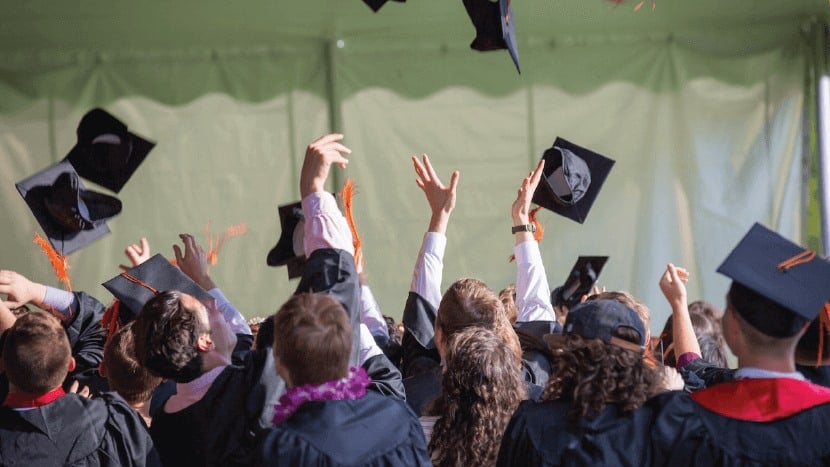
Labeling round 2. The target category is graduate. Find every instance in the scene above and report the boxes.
[651,223,830,466]
[0,308,159,466]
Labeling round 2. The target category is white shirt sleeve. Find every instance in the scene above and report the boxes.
[360,285,389,339]
[358,323,383,365]
[42,286,75,312]
[514,240,555,322]
[301,191,354,256]
[209,288,251,335]
[410,232,446,311]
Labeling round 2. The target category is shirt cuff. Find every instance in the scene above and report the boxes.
[676,352,701,370]
[359,323,383,365]
[209,288,251,336]
[42,286,75,312]
[301,191,354,255]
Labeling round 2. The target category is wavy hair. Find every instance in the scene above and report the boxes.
[426,327,525,467]
[543,327,663,420]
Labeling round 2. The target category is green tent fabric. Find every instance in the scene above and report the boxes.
[0,0,827,331]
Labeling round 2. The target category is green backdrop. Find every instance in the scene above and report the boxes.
[1,0,828,333]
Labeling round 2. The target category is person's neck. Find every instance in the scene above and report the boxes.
[131,400,153,427]
[738,353,797,373]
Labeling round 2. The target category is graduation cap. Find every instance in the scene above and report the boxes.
[551,256,609,309]
[102,254,214,318]
[717,223,830,337]
[266,202,307,280]
[65,108,155,193]
[362,0,405,12]
[16,161,122,256]
[531,137,615,224]
[550,298,645,352]
[462,0,521,73]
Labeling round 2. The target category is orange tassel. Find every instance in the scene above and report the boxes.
[101,300,122,341]
[817,303,830,367]
[341,179,363,270]
[33,233,72,291]
[203,222,248,266]
[508,207,545,263]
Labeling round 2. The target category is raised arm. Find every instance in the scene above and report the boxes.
[658,263,700,362]
[511,160,555,323]
[0,269,73,315]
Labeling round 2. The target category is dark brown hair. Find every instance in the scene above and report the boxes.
[132,290,207,383]
[273,293,351,386]
[543,327,663,420]
[2,311,71,394]
[104,322,162,404]
[499,284,518,325]
[427,327,525,467]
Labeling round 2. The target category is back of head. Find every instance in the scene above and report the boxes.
[499,284,518,324]
[428,327,524,467]
[273,293,351,386]
[728,281,809,341]
[132,290,206,383]
[544,300,661,419]
[592,290,651,331]
[104,322,162,404]
[3,311,71,394]
[436,278,503,342]
[659,302,728,368]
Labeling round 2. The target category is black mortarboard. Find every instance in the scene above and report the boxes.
[717,223,830,336]
[532,137,615,224]
[266,202,307,280]
[462,0,521,73]
[65,108,155,193]
[102,254,213,318]
[551,256,609,309]
[362,0,405,12]
[16,161,122,256]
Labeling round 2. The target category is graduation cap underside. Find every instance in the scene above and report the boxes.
[552,256,609,308]
[16,160,122,256]
[532,137,615,224]
[362,0,405,12]
[102,254,214,318]
[462,0,521,73]
[65,108,155,193]
[267,202,307,280]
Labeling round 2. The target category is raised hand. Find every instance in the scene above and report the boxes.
[412,154,460,234]
[659,263,689,308]
[173,234,216,290]
[0,270,46,309]
[119,237,151,271]
[300,133,352,198]
[511,159,545,225]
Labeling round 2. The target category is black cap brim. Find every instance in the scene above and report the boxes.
[16,161,114,256]
[102,254,214,318]
[532,137,615,224]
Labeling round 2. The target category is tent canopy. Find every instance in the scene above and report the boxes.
[0,0,826,330]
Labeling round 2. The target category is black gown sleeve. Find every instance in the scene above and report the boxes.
[362,353,406,399]
[400,292,440,379]
[64,291,107,375]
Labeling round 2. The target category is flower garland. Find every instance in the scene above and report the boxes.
[272,366,370,425]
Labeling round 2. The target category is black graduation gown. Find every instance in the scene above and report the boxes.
[63,291,107,375]
[259,392,431,467]
[0,392,160,467]
[679,356,830,390]
[650,378,830,466]
[496,398,658,467]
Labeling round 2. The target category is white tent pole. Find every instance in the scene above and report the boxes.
[818,75,830,256]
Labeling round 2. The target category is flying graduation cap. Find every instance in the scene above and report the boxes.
[462,0,521,73]
[65,108,155,193]
[532,137,615,224]
[16,160,122,256]
[551,256,609,309]
[362,0,405,12]
[266,202,307,280]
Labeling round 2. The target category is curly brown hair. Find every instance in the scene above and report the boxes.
[426,327,525,467]
[543,327,663,420]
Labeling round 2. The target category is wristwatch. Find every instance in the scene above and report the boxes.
[511,223,537,234]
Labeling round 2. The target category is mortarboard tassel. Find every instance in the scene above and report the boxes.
[204,222,249,266]
[341,178,363,270]
[33,232,72,291]
[508,206,545,262]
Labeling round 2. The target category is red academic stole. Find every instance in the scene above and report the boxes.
[692,378,830,422]
[4,387,66,409]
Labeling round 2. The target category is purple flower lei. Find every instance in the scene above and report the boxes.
[272,366,370,425]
